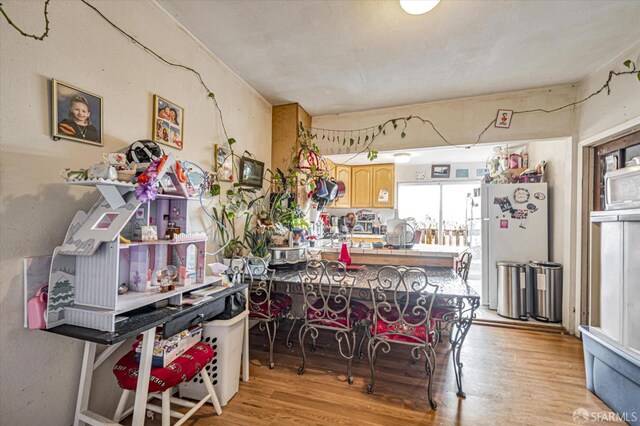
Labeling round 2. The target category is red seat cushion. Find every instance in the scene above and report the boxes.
[370,307,436,344]
[249,292,292,318]
[113,343,214,393]
[307,299,369,328]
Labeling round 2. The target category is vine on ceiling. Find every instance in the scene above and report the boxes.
[1,1,639,165]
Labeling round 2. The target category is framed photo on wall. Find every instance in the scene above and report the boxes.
[431,164,450,178]
[152,95,184,150]
[52,79,103,146]
[215,144,233,181]
[239,157,264,188]
[494,109,513,128]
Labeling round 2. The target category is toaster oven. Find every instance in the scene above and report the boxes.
[605,164,640,210]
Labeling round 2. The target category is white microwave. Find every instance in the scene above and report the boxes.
[605,164,640,210]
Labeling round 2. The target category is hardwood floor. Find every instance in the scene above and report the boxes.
[133,323,621,425]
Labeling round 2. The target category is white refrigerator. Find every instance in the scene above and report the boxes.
[481,183,548,309]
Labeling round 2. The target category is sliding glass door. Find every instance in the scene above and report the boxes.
[398,181,480,245]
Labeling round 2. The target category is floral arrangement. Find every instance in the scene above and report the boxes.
[135,156,166,203]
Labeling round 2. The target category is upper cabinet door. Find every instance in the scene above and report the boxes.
[334,165,351,208]
[351,166,372,208]
[372,164,395,208]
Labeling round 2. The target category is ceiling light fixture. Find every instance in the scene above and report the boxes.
[399,0,440,15]
[394,153,411,164]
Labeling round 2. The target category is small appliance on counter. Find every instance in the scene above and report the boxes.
[385,210,416,249]
[268,246,308,269]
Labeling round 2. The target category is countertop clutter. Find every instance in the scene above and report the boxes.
[316,242,466,257]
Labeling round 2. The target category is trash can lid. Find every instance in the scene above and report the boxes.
[496,261,527,267]
[533,262,562,269]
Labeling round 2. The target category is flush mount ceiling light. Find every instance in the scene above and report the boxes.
[400,0,440,15]
[394,153,411,164]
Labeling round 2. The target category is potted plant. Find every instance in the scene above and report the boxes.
[245,226,272,275]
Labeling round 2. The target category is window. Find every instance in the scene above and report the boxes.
[398,182,480,245]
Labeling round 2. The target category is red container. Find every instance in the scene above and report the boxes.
[338,243,352,266]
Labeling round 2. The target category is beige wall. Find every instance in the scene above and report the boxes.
[0,1,271,423]
[577,40,640,141]
[313,84,577,155]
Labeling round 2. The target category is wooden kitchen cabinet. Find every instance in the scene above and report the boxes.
[271,103,311,177]
[333,165,351,208]
[372,164,394,208]
[351,165,373,208]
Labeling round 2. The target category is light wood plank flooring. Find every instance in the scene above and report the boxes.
[129,323,621,425]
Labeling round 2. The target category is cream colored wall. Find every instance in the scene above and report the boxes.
[313,84,577,155]
[577,40,640,141]
[0,1,271,423]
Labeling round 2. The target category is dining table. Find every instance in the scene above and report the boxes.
[269,264,480,398]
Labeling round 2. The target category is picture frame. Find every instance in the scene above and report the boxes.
[152,94,184,150]
[495,109,513,128]
[214,144,233,181]
[431,164,450,178]
[239,157,264,188]
[52,79,103,146]
[455,168,469,178]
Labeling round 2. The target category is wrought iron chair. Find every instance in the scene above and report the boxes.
[456,251,473,282]
[246,256,293,369]
[297,260,369,384]
[432,250,473,344]
[366,266,439,409]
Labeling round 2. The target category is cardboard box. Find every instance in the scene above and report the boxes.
[135,326,203,367]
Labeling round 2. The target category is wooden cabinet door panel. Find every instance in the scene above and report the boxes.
[351,166,372,208]
[334,166,351,208]
[372,164,394,208]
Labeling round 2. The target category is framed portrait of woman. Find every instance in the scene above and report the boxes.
[52,79,103,146]
[152,94,184,150]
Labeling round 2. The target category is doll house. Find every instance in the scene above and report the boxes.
[46,155,215,332]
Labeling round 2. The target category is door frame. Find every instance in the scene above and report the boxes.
[574,117,640,337]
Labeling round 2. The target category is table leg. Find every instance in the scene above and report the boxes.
[242,313,250,382]
[132,327,155,426]
[74,341,97,426]
[449,296,479,399]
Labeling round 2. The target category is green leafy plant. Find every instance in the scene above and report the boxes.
[244,227,271,258]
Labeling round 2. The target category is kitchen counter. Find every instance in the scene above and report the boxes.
[317,243,468,268]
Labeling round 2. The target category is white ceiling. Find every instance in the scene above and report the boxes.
[157,0,640,116]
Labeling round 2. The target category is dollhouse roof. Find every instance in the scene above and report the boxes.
[59,154,190,256]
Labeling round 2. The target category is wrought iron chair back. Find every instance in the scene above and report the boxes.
[298,260,357,330]
[246,256,277,321]
[456,251,473,282]
[367,266,440,346]
[366,265,440,408]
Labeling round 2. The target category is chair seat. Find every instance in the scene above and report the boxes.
[249,292,292,318]
[113,343,214,393]
[370,307,436,344]
[306,299,369,328]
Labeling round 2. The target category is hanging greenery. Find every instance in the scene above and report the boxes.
[2,1,639,167]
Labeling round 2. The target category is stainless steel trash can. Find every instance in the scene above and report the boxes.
[530,261,562,323]
[496,261,528,320]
